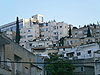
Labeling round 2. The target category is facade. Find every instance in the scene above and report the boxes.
[73,58,94,75]
[0,14,44,41]
[20,40,53,52]
[20,23,40,43]
[40,20,70,45]
[0,14,44,32]
[0,33,43,75]
[58,43,100,75]
[64,37,96,47]
[72,25,100,41]
[58,43,100,59]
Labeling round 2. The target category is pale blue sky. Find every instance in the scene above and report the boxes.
[0,0,100,27]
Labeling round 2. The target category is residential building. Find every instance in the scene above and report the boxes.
[58,43,100,75]
[64,37,96,47]
[0,14,44,32]
[20,39,53,52]
[73,58,94,75]
[40,20,70,46]
[0,14,44,42]
[0,33,43,75]
[72,24,100,42]
[58,43,100,59]
[20,23,40,43]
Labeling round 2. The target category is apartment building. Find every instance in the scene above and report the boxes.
[58,43,100,75]
[72,26,92,38]
[40,20,70,46]
[58,43,100,59]
[20,23,40,43]
[20,39,53,51]
[0,14,43,32]
[0,14,43,41]
[72,24,100,40]
[0,33,43,75]
[64,37,96,47]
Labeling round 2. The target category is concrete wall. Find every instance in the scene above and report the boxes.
[4,41,35,75]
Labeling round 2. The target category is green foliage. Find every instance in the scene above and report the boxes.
[45,53,75,75]
[59,37,65,46]
[68,27,72,38]
[16,17,20,44]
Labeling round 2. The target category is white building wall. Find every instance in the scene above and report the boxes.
[58,43,100,59]
[40,21,69,42]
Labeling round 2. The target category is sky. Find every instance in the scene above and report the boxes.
[0,0,100,27]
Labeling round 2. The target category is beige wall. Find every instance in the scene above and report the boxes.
[4,41,35,75]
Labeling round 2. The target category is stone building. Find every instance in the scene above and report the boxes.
[0,33,43,75]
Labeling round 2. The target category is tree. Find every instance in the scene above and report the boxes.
[68,27,72,38]
[16,17,20,44]
[87,27,91,37]
[59,37,65,46]
[45,53,75,75]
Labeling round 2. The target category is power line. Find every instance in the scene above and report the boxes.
[0,61,100,64]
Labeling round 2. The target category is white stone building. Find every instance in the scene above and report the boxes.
[20,23,40,43]
[40,20,70,46]
[58,43,100,59]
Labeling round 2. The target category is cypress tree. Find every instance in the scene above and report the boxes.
[68,27,72,38]
[16,17,20,44]
[87,27,91,37]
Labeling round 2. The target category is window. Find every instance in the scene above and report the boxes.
[60,26,62,28]
[39,24,44,27]
[53,26,56,30]
[88,50,91,54]
[57,26,58,29]
[46,28,48,31]
[77,52,81,56]
[40,29,44,32]
[54,36,58,40]
[54,32,57,35]
[27,35,33,37]
[77,67,84,72]
[22,45,24,47]
[19,24,23,29]
[81,67,84,72]
[75,32,77,35]
[28,30,31,32]
[29,43,32,46]
[83,30,88,34]
[60,32,62,35]
[46,23,48,26]
[70,41,72,45]
[47,43,49,45]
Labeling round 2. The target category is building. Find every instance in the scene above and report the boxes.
[20,23,40,43]
[0,33,43,75]
[20,39,53,52]
[73,58,94,75]
[64,37,96,47]
[40,20,70,46]
[0,14,44,41]
[0,14,44,32]
[58,43,100,75]
[58,43,100,59]
[72,24,100,42]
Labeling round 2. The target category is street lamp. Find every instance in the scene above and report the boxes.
[94,50,100,75]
